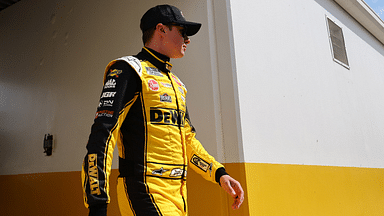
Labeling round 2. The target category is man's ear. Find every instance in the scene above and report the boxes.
[156,23,166,33]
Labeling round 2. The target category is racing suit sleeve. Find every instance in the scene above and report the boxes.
[81,60,141,215]
[185,108,228,184]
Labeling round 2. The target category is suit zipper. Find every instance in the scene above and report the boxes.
[182,194,187,212]
[167,72,187,212]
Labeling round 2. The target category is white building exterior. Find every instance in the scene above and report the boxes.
[1,0,383,215]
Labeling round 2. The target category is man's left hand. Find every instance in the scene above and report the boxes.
[220,175,244,210]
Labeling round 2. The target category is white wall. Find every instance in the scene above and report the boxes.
[0,0,242,175]
[5,0,382,177]
[230,0,384,168]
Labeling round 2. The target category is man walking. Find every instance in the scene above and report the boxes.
[82,4,244,216]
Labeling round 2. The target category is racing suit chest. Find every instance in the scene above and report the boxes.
[106,54,189,180]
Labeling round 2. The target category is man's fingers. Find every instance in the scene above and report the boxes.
[232,180,244,199]
[229,179,244,209]
[232,194,242,210]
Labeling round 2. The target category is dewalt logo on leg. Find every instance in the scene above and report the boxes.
[88,154,101,195]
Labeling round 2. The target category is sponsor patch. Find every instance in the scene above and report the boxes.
[178,86,184,95]
[102,100,114,107]
[169,168,186,177]
[160,93,172,103]
[150,107,185,127]
[95,110,114,118]
[108,69,122,78]
[166,63,172,71]
[125,56,142,76]
[104,79,116,89]
[152,167,169,176]
[190,154,210,172]
[148,79,159,91]
[101,92,116,98]
[146,67,164,77]
[88,154,101,195]
[161,82,172,88]
[172,74,182,86]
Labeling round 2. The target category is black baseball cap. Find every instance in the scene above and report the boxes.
[140,4,202,36]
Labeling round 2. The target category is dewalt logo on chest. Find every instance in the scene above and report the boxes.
[150,107,185,127]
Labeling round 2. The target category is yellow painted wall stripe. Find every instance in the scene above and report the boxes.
[244,163,384,216]
[1,163,383,215]
[188,163,384,215]
[0,170,120,216]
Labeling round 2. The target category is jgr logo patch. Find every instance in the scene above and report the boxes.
[101,92,116,98]
[160,93,172,103]
[88,154,101,195]
[148,79,159,91]
[150,108,185,127]
[191,154,210,172]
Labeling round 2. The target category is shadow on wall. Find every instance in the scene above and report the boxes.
[0,82,59,175]
[0,129,14,174]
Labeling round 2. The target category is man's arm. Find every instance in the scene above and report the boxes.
[184,108,225,183]
[184,108,244,209]
[82,61,140,216]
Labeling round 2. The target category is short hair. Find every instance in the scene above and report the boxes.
[142,24,174,45]
[142,27,155,45]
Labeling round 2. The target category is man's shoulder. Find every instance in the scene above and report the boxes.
[103,56,142,83]
[114,56,143,77]
[105,55,142,78]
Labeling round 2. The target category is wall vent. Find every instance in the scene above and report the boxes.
[326,16,349,69]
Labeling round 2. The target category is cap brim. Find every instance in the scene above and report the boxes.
[175,21,202,36]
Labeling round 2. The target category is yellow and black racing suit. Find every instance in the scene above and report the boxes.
[82,47,228,216]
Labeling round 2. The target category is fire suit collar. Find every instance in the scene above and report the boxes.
[141,47,173,72]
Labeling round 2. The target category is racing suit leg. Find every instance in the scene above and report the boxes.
[117,177,187,216]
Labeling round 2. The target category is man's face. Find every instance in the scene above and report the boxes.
[162,25,190,59]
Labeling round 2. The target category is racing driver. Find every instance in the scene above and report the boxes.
[82,4,244,216]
